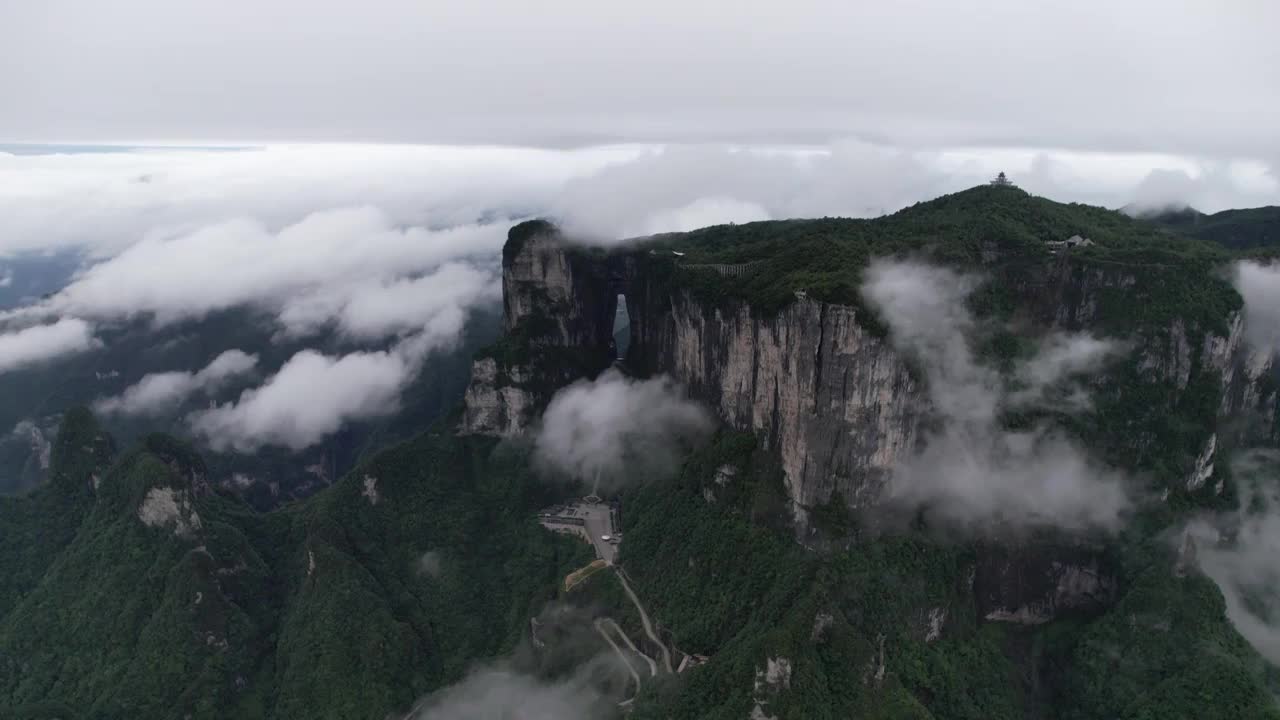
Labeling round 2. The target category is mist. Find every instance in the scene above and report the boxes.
[0,318,99,375]
[534,369,714,493]
[1186,450,1280,665]
[94,349,257,417]
[860,259,1129,532]
[1234,260,1280,353]
[404,603,628,720]
[405,663,619,720]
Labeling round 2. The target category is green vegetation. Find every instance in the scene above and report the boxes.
[1143,205,1280,251]
[638,185,1235,328]
[0,414,587,719]
[620,433,1280,720]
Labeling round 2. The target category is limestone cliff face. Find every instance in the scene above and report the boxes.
[459,358,534,437]
[501,226,615,347]
[463,225,1276,517]
[459,221,616,436]
[635,290,922,520]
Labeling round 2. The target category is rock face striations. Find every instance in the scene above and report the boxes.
[460,220,620,437]
[633,289,921,518]
[463,214,1277,526]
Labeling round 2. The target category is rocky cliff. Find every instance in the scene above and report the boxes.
[462,215,1277,524]
[633,289,921,521]
[459,221,619,436]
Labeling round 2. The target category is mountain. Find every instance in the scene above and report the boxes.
[3,185,1279,719]
[1139,205,1280,251]
[0,306,500,504]
[0,411,586,719]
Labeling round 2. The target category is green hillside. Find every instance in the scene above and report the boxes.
[0,414,587,719]
[1142,205,1280,251]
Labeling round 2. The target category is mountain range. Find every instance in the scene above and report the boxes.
[3,185,1280,719]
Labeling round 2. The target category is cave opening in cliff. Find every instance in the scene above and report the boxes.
[612,293,631,361]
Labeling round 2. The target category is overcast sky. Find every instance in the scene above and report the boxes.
[2,1,1277,159]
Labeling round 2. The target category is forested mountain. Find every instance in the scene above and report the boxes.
[1140,205,1280,251]
[4,186,1279,719]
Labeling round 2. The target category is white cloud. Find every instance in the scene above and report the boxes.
[2,143,1275,265]
[43,207,505,331]
[0,144,639,257]
[860,260,1129,532]
[1234,261,1280,352]
[0,142,1270,451]
[1125,161,1280,215]
[0,318,98,374]
[406,664,616,720]
[189,348,412,452]
[94,349,257,417]
[187,314,471,451]
[534,369,714,494]
[635,196,770,237]
[1187,451,1280,665]
[281,261,501,340]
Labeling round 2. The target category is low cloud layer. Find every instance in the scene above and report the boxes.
[44,208,504,336]
[861,259,1128,532]
[405,602,627,719]
[1187,451,1280,665]
[0,143,1272,451]
[94,349,257,417]
[189,346,416,452]
[534,370,714,493]
[1234,261,1280,353]
[406,664,617,720]
[0,318,98,375]
[280,261,500,341]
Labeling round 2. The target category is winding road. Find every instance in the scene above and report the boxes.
[615,568,674,674]
[594,618,643,705]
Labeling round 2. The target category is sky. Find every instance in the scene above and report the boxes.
[1,1,1277,159]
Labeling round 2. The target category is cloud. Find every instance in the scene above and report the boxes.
[534,370,714,494]
[636,196,770,236]
[551,143,960,241]
[188,346,416,452]
[93,349,257,417]
[405,664,618,720]
[42,207,505,333]
[404,603,628,719]
[1186,450,1280,665]
[1234,261,1280,352]
[0,318,98,374]
[186,293,479,451]
[1010,334,1119,409]
[0,144,637,257]
[2,2,1277,163]
[0,269,11,287]
[0,142,1271,453]
[1124,162,1279,215]
[3,144,1276,264]
[860,259,1129,532]
[279,261,500,340]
